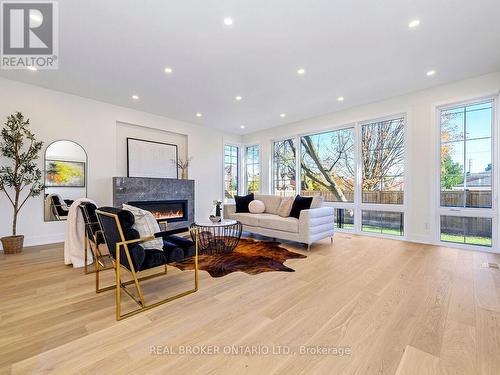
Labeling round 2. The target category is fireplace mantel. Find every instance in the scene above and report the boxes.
[113,177,194,230]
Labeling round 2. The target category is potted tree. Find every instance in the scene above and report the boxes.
[0,112,44,254]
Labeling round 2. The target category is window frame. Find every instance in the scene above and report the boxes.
[223,143,242,202]
[435,95,498,252]
[299,125,356,204]
[244,143,261,194]
[356,113,408,239]
[269,113,408,240]
[271,136,298,196]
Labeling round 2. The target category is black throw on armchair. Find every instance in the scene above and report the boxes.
[95,207,199,320]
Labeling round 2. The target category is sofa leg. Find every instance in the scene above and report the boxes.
[307,244,311,251]
[330,237,334,245]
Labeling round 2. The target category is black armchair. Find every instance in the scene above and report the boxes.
[50,194,70,220]
[95,207,199,320]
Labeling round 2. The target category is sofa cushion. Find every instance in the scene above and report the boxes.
[289,196,313,219]
[310,195,324,209]
[122,203,163,250]
[229,212,261,226]
[254,194,283,215]
[249,200,265,213]
[235,193,254,213]
[277,196,294,217]
[258,215,299,233]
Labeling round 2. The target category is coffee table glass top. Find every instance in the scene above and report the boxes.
[193,219,238,227]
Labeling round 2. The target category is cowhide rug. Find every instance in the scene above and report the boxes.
[171,238,306,278]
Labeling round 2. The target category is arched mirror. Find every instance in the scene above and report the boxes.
[44,140,87,221]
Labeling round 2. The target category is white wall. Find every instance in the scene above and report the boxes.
[243,72,500,246]
[115,121,188,177]
[0,77,241,248]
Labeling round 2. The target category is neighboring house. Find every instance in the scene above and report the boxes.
[454,173,492,191]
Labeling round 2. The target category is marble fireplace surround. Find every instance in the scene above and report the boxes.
[113,177,195,231]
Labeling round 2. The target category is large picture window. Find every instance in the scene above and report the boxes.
[272,139,296,196]
[440,101,493,208]
[224,144,239,200]
[270,114,406,237]
[246,145,260,194]
[300,128,355,202]
[438,99,495,248]
[362,117,405,204]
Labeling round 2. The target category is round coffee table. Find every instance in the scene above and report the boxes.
[189,219,242,255]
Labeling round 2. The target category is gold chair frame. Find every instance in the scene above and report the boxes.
[95,210,199,321]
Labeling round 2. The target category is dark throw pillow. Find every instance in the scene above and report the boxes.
[289,195,313,219]
[234,193,254,213]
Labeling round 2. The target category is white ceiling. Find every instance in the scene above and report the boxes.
[2,0,500,134]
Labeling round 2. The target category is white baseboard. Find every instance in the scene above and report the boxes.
[406,233,433,245]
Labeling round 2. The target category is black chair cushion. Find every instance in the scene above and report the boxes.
[97,207,146,271]
[289,195,313,219]
[52,195,69,216]
[139,249,167,271]
[162,241,186,263]
[164,235,194,250]
[80,202,106,245]
[234,193,254,213]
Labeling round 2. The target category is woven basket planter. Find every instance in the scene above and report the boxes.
[1,235,24,254]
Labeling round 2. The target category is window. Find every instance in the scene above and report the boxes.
[440,216,492,247]
[270,114,406,237]
[334,208,354,229]
[224,145,239,200]
[246,145,260,194]
[440,101,493,208]
[300,128,355,202]
[362,117,404,204]
[272,139,296,196]
[438,99,495,249]
[362,210,404,236]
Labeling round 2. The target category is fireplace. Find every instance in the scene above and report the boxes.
[128,200,188,222]
[114,177,194,231]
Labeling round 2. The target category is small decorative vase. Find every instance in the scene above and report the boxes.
[209,200,222,222]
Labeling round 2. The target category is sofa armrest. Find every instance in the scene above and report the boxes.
[223,203,236,219]
[298,207,335,244]
[299,207,334,220]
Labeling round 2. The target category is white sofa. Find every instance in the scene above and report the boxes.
[223,194,334,250]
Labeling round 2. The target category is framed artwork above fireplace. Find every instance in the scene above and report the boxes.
[127,137,178,179]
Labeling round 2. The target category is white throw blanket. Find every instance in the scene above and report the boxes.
[64,198,97,268]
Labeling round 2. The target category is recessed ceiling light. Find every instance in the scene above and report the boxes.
[131,95,139,100]
[223,17,233,26]
[164,67,173,74]
[337,96,344,102]
[240,125,245,129]
[27,66,37,71]
[408,19,420,28]
[235,96,242,101]
[280,113,286,118]
[196,113,202,118]
[297,68,306,75]
[426,70,436,76]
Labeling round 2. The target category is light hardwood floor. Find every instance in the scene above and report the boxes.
[1,233,500,375]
